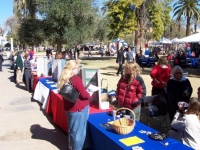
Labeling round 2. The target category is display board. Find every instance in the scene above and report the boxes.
[37,57,48,77]
[52,59,66,82]
[81,68,107,109]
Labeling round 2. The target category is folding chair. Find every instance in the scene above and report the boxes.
[186,58,192,68]
[143,95,169,129]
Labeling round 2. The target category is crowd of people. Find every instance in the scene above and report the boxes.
[11,49,54,92]
[115,52,199,149]
[3,45,199,150]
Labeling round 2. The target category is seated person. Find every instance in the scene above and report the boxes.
[168,97,200,150]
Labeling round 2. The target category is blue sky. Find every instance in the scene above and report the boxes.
[0,0,13,27]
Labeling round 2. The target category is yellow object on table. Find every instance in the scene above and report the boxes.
[119,136,145,146]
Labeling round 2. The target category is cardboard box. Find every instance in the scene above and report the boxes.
[101,93,108,101]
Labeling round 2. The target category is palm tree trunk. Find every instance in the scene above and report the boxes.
[186,17,190,36]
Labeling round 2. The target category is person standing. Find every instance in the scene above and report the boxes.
[0,51,4,72]
[57,60,92,150]
[125,46,134,63]
[150,56,171,96]
[24,54,32,92]
[15,51,25,84]
[116,62,146,121]
[116,46,125,76]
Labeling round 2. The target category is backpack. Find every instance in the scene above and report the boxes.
[147,93,168,117]
[152,94,168,116]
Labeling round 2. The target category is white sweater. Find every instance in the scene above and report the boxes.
[171,112,200,150]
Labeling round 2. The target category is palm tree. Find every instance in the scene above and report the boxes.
[13,0,27,19]
[173,0,200,36]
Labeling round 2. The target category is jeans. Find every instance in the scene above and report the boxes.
[66,105,89,150]
[132,105,141,121]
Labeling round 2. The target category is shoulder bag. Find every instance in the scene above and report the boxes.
[59,81,79,103]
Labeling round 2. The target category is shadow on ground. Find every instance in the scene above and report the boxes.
[30,96,68,149]
[30,124,67,150]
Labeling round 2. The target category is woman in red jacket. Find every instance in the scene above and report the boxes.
[57,60,92,150]
[116,61,146,121]
[150,56,171,96]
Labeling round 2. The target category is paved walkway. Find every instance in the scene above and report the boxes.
[0,56,67,150]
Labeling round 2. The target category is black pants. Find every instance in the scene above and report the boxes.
[0,61,2,71]
[151,86,164,95]
[14,65,17,80]
[116,64,123,76]
[24,71,32,91]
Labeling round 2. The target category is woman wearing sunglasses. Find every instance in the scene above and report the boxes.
[167,65,193,121]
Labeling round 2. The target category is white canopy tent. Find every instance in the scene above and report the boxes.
[171,38,179,42]
[159,37,172,44]
[175,32,200,43]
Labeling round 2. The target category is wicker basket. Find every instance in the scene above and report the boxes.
[112,108,135,135]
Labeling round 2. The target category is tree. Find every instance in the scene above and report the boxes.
[14,0,38,50]
[36,0,98,52]
[4,16,20,48]
[102,0,137,40]
[14,0,28,19]
[18,19,45,47]
[173,0,200,36]
[93,17,109,47]
[103,0,171,52]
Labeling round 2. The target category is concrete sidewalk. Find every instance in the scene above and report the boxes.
[0,56,67,150]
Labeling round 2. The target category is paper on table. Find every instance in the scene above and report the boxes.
[50,85,57,87]
[119,136,145,146]
[46,81,55,84]
[87,84,100,93]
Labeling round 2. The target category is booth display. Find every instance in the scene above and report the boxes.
[81,68,109,110]
[52,59,66,82]
[37,57,48,77]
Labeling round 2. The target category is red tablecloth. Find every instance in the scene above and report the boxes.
[32,74,39,91]
[46,91,113,133]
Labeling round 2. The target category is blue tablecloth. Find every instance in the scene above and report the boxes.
[38,77,57,90]
[88,113,192,150]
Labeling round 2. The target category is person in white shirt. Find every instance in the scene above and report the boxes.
[168,97,200,150]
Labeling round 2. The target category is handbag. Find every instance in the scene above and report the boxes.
[59,81,79,103]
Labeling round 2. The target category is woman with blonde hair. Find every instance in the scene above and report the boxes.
[168,97,200,149]
[150,56,171,95]
[116,61,146,121]
[57,60,91,150]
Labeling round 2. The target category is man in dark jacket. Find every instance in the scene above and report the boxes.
[116,46,125,76]
[15,51,25,84]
